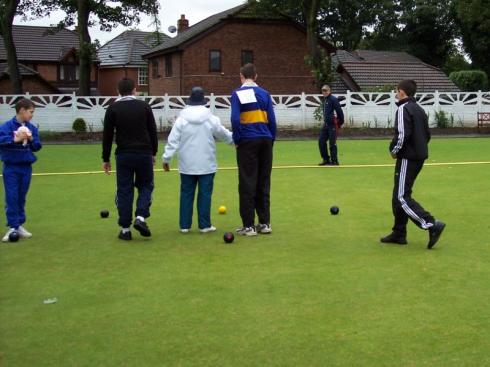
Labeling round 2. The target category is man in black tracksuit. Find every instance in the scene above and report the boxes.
[102,78,158,240]
[381,79,445,249]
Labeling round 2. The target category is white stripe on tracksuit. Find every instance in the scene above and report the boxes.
[391,103,406,155]
[398,159,432,229]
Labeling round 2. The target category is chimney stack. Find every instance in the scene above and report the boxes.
[177,14,189,33]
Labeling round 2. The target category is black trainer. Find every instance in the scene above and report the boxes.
[133,218,151,237]
[380,232,407,245]
[318,160,331,166]
[332,161,340,166]
[118,230,132,241]
[428,220,445,249]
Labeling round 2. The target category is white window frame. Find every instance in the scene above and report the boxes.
[138,67,149,86]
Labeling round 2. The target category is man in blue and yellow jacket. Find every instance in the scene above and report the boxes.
[231,63,276,236]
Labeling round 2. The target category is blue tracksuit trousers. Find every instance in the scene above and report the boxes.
[3,163,32,229]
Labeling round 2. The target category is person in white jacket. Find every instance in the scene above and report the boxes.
[162,87,234,233]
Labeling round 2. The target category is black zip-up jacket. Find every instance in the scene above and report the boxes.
[389,97,430,161]
[102,97,158,162]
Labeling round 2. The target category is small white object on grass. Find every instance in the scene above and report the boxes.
[43,298,58,304]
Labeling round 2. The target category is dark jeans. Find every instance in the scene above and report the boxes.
[318,124,338,162]
[3,164,32,229]
[392,158,435,236]
[115,153,154,228]
[236,138,273,227]
[180,173,215,230]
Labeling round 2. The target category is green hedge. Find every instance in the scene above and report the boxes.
[449,70,488,91]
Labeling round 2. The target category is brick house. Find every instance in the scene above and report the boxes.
[331,50,460,93]
[0,62,60,94]
[97,30,169,96]
[143,4,335,96]
[0,25,98,94]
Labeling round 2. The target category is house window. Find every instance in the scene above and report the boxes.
[138,67,149,85]
[209,50,221,72]
[59,64,77,81]
[241,50,254,66]
[165,55,173,77]
[152,60,159,79]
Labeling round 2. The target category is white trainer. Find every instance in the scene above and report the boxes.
[256,223,272,234]
[17,225,32,238]
[199,226,216,233]
[180,228,190,234]
[236,226,257,236]
[2,228,16,242]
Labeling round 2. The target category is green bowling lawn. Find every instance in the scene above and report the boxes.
[1,138,489,366]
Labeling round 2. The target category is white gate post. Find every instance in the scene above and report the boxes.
[346,90,351,126]
[301,92,306,129]
[164,93,169,124]
[210,93,215,114]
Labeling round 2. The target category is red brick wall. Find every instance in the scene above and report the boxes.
[0,77,58,94]
[36,63,58,82]
[98,67,149,96]
[148,53,181,95]
[148,21,322,96]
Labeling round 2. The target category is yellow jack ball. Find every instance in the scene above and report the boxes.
[218,205,227,214]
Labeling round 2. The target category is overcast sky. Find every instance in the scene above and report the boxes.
[13,0,245,45]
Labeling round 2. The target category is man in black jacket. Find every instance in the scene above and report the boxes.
[381,80,445,249]
[102,78,158,240]
[318,85,344,166]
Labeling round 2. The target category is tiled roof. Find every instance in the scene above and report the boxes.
[98,30,169,67]
[0,25,79,62]
[333,50,459,92]
[143,2,295,57]
[0,62,38,77]
[144,4,247,56]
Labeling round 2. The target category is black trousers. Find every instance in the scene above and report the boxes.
[318,124,338,162]
[236,139,273,227]
[115,153,154,228]
[392,158,435,236]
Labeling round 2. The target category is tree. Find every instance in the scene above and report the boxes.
[41,0,160,95]
[317,0,382,50]
[0,0,23,94]
[250,0,330,88]
[363,0,458,69]
[455,0,490,78]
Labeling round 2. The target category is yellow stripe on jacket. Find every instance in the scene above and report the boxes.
[240,110,268,124]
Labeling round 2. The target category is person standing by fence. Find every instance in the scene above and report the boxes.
[318,85,344,166]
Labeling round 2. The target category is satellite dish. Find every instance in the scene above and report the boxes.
[168,25,177,34]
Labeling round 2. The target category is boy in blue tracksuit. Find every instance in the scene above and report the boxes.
[231,63,276,236]
[0,98,42,242]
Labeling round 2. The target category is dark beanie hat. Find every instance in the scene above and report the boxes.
[397,79,417,97]
[187,86,207,106]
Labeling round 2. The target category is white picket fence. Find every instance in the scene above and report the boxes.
[0,91,489,132]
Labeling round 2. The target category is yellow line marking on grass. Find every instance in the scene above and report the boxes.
[24,161,490,177]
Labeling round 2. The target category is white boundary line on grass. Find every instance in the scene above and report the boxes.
[23,161,490,177]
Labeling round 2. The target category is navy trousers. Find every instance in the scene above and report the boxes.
[115,153,154,228]
[179,173,215,230]
[3,163,32,229]
[318,124,338,163]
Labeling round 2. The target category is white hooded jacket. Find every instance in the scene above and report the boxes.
[162,105,233,175]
